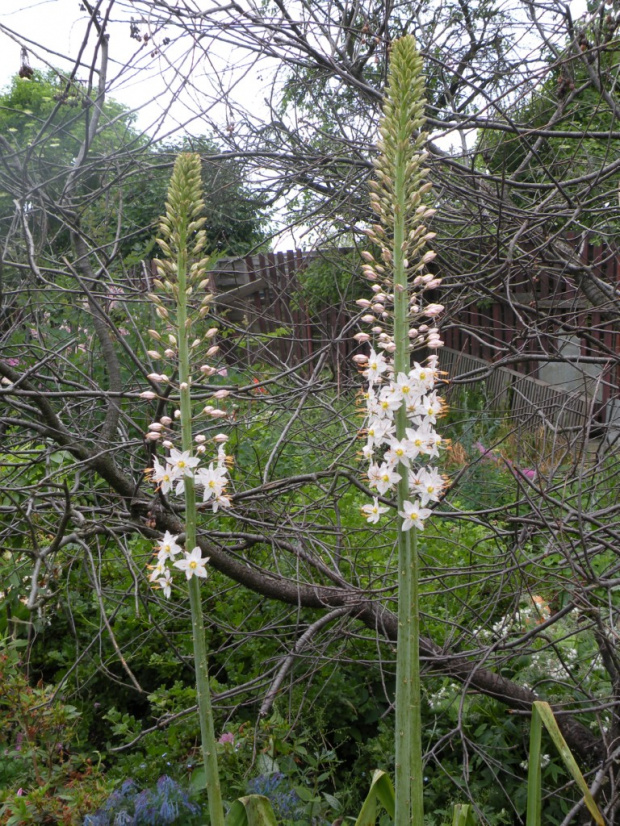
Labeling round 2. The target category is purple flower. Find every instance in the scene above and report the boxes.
[218,732,235,745]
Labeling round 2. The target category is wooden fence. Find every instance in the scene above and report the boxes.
[442,237,620,416]
[203,245,620,429]
[207,250,357,375]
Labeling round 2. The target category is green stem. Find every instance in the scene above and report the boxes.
[176,216,225,826]
[393,121,424,825]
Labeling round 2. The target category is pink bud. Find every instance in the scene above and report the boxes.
[140,391,157,400]
[424,304,444,317]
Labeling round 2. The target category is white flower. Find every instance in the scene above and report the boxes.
[363,348,389,383]
[366,417,394,449]
[409,363,436,392]
[390,372,421,406]
[405,424,438,459]
[416,467,445,506]
[399,500,432,531]
[384,437,416,468]
[173,547,210,580]
[156,569,173,599]
[195,463,228,501]
[370,462,401,495]
[150,457,174,494]
[211,492,232,512]
[361,497,389,524]
[148,559,167,582]
[156,531,183,562]
[417,392,443,424]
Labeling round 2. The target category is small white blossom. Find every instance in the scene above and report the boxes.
[361,497,390,524]
[174,547,210,580]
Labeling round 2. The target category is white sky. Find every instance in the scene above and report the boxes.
[0,0,590,251]
[0,0,269,139]
[0,0,590,125]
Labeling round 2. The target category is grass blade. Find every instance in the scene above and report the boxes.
[354,769,395,825]
[452,803,478,825]
[534,701,604,826]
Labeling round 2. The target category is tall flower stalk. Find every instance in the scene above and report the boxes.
[144,154,230,826]
[355,36,445,824]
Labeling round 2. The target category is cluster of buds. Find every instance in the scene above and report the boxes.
[143,154,233,598]
[354,35,447,531]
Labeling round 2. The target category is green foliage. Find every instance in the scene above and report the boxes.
[476,28,620,235]
[0,636,107,825]
[292,250,367,315]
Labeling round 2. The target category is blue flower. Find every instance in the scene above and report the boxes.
[83,776,201,826]
[246,773,302,821]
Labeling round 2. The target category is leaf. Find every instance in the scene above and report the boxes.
[322,792,342,812]
[354,769,395,826]
[189,766,206,793]
[533,701,604,826]
[452,804,478,825]
[226,795,278,826]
